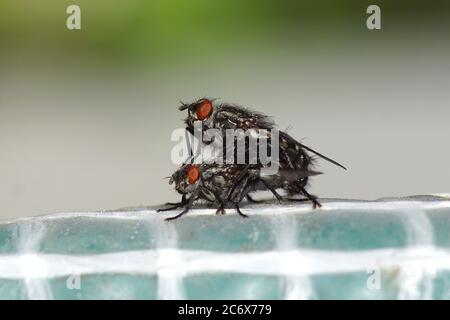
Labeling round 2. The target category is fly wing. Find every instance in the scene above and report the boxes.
[279,131,347,170]
[256,168,322,192]
[277,169,322,181]
[263,168,322,182]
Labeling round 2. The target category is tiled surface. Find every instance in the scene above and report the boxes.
[0,196,449,299]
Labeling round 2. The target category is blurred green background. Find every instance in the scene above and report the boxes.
[1,1,449,64]
[0,1,449,220]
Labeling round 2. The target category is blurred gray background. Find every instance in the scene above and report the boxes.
[1,1,449,220]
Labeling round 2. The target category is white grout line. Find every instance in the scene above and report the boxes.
[16,222,54,300]
[148,217,186,299]
[396,208,435,299]
[21,255,54,300]
[397,208,434,247]
[270,215,316,300]
[0,247,450,280]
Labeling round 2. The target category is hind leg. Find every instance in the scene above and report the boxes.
[286,198,309,203]
[259,179,283,202]
[235,203,249,218]
[300,187,322,209]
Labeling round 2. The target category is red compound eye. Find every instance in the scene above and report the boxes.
[187,165,200,184]
[196,99,213,120]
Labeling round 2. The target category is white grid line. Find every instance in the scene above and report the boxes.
[269,215,316,299]
[0,246,449,279]
[16,222,53,299]
[396,208,435,299]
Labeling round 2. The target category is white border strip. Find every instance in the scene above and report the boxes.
[0,246,449,280]
[2,200,450,225]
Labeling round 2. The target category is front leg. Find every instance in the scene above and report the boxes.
[157,195,186,212]
[157,203,184,212]
[165,206,190,221]
[165,195,196,221]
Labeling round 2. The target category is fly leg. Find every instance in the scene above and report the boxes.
[165,196,195,221]
[207,188,227,216]
[259,179,283,203]
[226,165,250,202]
[157,195,186,212]
[286,198,309,202]
[300,187,322,209]
[235,203,249,218]
[165,206,190,221]
[157,204,184,212]
[215,204,226,215]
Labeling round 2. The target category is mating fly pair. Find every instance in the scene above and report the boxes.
[158,98,346,220]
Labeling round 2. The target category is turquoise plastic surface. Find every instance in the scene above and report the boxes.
[0,196,449,299]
